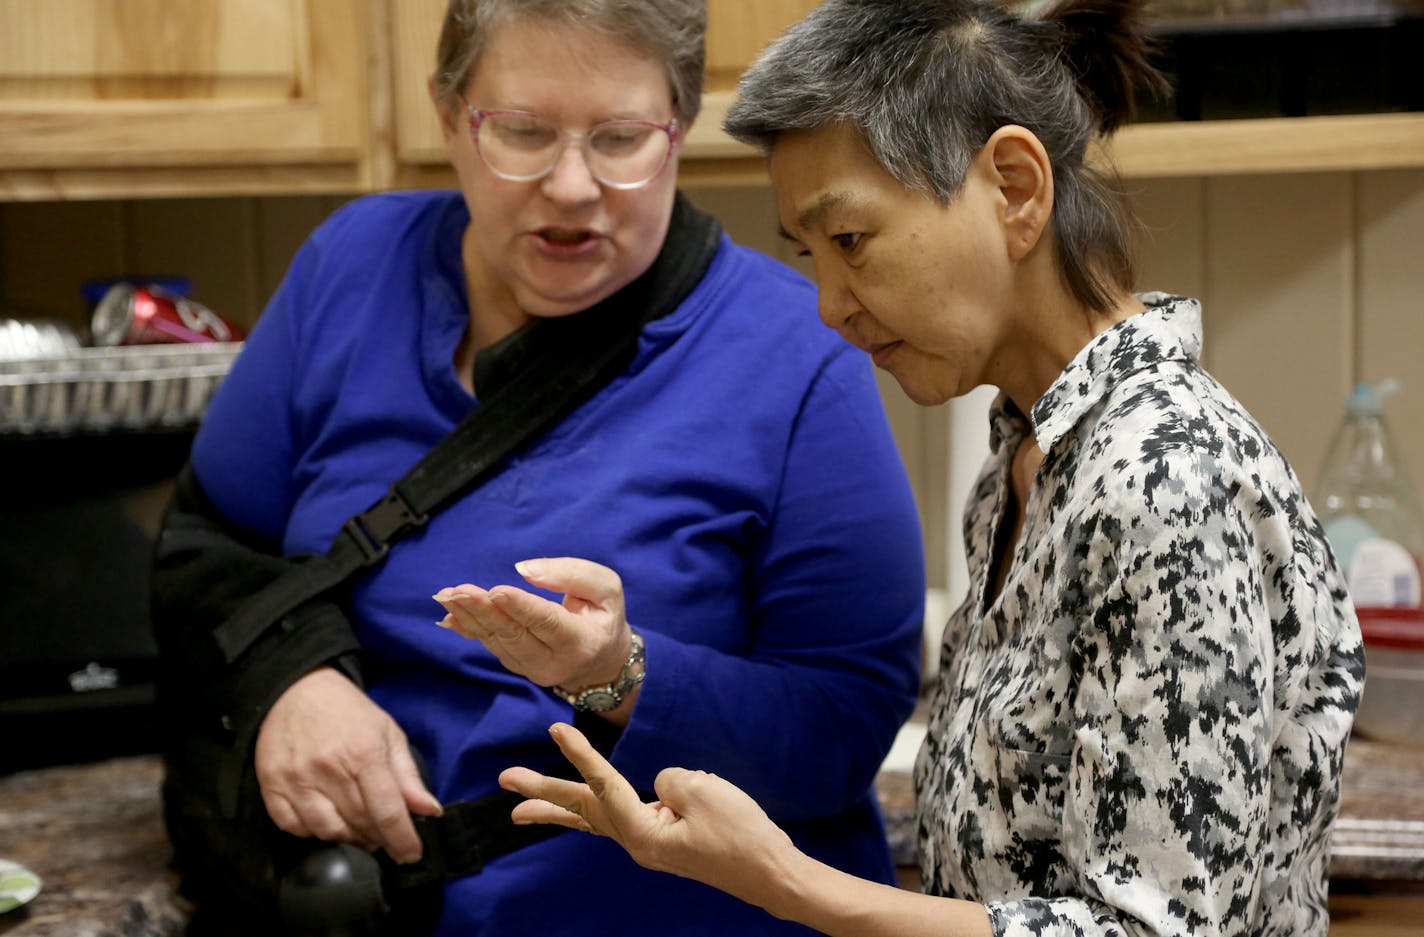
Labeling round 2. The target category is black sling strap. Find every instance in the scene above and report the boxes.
[197,195,718,884]
[212,193,721,665]
[395,789,556,888]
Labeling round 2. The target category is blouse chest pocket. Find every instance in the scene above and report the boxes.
[991,743,1072,843]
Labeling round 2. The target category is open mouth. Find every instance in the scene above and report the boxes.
[538,227,596,246]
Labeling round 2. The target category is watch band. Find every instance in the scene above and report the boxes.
[551,630,646,713]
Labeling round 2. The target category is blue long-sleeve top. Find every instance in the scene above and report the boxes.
[190,190,925,935]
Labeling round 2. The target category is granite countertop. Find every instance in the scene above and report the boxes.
[1327,737,1424,881]
[1,736,1422,935]
[0,757,186,937]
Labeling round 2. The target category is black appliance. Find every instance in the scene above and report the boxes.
[1,430,194,774]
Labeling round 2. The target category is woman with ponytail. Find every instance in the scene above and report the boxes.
[500,2,1364,934]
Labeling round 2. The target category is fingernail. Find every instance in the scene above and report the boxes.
[436,617,453,629]
[515,559,544,579]
[432,590,451,603]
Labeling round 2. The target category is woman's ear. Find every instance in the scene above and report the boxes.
[982,125,1054,263]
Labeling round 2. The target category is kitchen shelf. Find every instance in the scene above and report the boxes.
[7,98,1420,201]
[1102,111,1424,178]
[0,164,367,202]
[7,98,1423,203]
[679,92,1424,185]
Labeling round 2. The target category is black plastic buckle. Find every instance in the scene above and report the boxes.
[341,488,429,566]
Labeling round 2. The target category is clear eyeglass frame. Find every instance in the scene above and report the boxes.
[462,99,681,191]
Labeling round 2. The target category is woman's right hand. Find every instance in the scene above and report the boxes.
[253,665,442,864]
[499,723,805,912]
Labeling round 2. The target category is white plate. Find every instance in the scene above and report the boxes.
[0,858,41,914]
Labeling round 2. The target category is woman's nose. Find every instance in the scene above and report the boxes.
[540,141,602,204]
[815,271,857,332]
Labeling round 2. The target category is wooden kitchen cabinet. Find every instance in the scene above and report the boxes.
[703,0,819,90]
[0,0,372,199]
[3,0,1424,201]
[370,0,1424,190]
[385,0,454,191]
[0,0,811,197]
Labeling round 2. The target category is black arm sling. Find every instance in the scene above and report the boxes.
[175,194,721,919]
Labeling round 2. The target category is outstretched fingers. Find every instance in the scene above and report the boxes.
[499,767,597,833]
[545,723,643,815]
[499,723,653,844]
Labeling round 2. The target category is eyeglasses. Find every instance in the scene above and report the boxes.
[463,100,681,190]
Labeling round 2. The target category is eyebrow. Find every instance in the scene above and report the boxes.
[778,191,857,241]
[476,100,662,124]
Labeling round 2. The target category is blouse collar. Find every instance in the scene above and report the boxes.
[990,293,1204,454]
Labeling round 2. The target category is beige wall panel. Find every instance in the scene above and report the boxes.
[869,368,950,587]
[0,200,126,329]
[1357,169,1424,498]
[1128,176,1206,300]
[1202,173,1354,495]
[124,198,259,327]
[910,399,950,590]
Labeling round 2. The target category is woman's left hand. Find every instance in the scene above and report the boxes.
[499,723,804,913]
[434,557,632,696]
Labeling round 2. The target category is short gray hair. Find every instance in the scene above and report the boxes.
[433,0,707,128]
[724,0,1168,314]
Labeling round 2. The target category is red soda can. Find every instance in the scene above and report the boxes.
[91,282,245,346]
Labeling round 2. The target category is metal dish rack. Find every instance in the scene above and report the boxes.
[0,343,242,435]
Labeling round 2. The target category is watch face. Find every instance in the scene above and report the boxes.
[577,688,620,712]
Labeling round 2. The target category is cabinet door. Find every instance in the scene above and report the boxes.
[0,0,369,199]
[704,0,820,91]
[387,0,448,187]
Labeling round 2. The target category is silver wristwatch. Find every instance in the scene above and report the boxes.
[551,630,646,713]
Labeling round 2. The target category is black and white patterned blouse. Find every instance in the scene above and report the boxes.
[914,295,1365,936]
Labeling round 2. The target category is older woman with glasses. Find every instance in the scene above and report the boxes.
[150,1,925,935]
[501,1,1364,936]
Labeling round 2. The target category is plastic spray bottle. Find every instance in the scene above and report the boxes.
[1317,379,1424,744]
